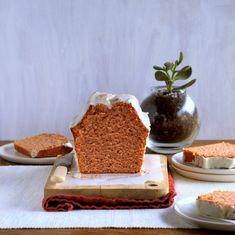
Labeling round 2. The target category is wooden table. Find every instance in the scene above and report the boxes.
[0,140,234,235]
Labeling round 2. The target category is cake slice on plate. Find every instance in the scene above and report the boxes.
[183,142,235,169]
[197,191,235,220]
[14,133,73,158]
[70,92,150,174]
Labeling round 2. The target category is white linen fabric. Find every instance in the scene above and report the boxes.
[0,165,235,229]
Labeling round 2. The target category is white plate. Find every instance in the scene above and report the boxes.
[172,164,235,182]
[174,197,235,231]
[171,152,235,175]
[0,143,56,164]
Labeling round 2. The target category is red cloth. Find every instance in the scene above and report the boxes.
[42,170,176,212]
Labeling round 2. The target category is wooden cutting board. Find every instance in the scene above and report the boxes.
[44,154,169,200]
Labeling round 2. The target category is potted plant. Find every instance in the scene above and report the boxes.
[141,52,199,153]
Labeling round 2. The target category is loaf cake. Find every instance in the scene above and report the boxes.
[197,191,235,220]
[183,142,235,169]
[70,92,150,174]
[14,133,73,158]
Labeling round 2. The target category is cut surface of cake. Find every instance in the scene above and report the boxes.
[70,92,150,174]
[183,142,235,169]
[14,133,73,158]
[197,191,235,220]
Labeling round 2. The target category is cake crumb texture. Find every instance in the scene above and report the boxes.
[71,102,149,174]
[14,133,72,158]
[184,142,235,162]
[197,191,235,207]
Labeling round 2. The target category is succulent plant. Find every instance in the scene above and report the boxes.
[153,52,196,92]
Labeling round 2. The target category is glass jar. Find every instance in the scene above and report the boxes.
[141,86,199,154]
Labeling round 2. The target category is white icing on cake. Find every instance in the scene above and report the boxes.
[70,92,150,130]
[197,200,235,220]
[186,156,235,169]
[63,142,73,149]
[31,150,38,158]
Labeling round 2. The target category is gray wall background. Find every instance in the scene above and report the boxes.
[0,0,235,140]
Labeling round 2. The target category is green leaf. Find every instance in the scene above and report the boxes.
[155,71,169,81]
[164,62,174,70]
[175,66,192,80]
[178,52,183,65]
[153,65,164,70]
[152,51,195,90]
[173,79,196,90]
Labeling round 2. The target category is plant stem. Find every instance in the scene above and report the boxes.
[165,70,172,92]
[169,64,177,92]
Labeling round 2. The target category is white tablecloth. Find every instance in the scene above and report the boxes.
[0,165,235,229]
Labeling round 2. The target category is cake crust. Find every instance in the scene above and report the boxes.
[14,133,73,158]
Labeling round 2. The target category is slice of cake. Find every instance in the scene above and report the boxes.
[14,133,73,158]
[70,92,150,174]
[183,142,235,169]
[197,191,235,220]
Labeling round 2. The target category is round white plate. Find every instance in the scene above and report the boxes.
[174,197,235,231]
[171,152,235,175]
[172,164,235,182]
[0,143,56,164]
